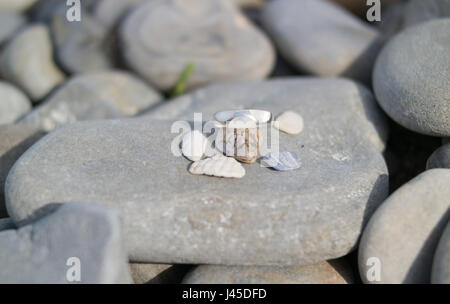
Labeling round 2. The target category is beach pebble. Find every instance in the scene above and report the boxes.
[373,19,450,136]
[0,11,25,45]
[5,78,389,265]
[182,130,207,162]
[91,0,146,28]
[0,202,132,283]
[0,25,66,101]
[261,0,382,83]
[359,169,450,284]
[130,263,191,284]
[261,152,301,171]
[189,155,246,178]
[119,0,274,91]
[0,125,44,218]
[0,0,38,12]
[182,260,353,284]
[0,81,31,125]
[50,7,115,74]
[431,221,450,284]
[427,144,450,170]
[274,111,304,135]
[18,71,162,132]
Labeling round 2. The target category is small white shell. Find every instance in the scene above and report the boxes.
[182,130,207,161]
[274,111,304,135]
[189,155,246,178]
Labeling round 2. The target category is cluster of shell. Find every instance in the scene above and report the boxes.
[182,110,304,179]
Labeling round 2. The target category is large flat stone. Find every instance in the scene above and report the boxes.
[119,0,275,91]
[261,0,382,83]
[6,78,388,265]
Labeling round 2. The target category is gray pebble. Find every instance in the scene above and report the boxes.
[0,24,66,101]
[431,221,450,284]
[359,169,450,284]
[427,144,450,169]
[0,202,132,283]
[0,81,31,125]
[373,19,450,136]
[6,78,388,265]
[261,0,383,83]
[0,11,25,45]
[18,70,162,132]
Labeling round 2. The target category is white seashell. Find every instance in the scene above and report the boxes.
[189,155,246,178]
[182,130,207,161]
[274,111,304,135]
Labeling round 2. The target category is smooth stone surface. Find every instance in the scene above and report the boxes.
[359,169,450,284]
[182,260,353,284]
[0,218,15,230]
[130,263,191,284]
[50,7,115,74]
[427,144,450,170]
[0,11,25,45]
[18,71,162,132]
[0,0,38,12]
[0,81,31,125]
[92,0,145,28]
[0,25,66,101]
[119,0,275,91]
[261,0,382,83]
[6,78,389,265]
[0,125,44,218]
[373,19,450,137]
[260,152,301,171]
[431,221,450,284]
[403,0,450,29]
[0,202,132,283]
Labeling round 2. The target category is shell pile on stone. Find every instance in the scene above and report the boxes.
[189,154,246,178]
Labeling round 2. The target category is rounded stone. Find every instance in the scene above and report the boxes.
[0,11,25,45]
[431,221,450,284]
[0,81,31,125]
[6,78,389,265]
[0,25,66,101]
[17,71,162,132]
[373,19,450,136]
[359,169,450,284]
[119,0,275,91]
[50,8,115,74]
[182,260,354,284]
[427,144,450,169]
[261,0,382,83]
